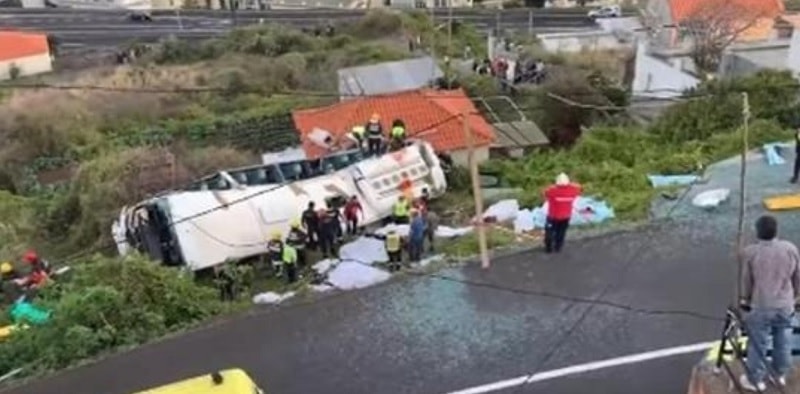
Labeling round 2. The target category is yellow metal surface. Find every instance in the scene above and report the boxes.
[704,337,748,363]
[763,194,800,211]
[133,369,261,394]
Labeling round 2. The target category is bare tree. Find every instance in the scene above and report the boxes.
[679,0,768,76]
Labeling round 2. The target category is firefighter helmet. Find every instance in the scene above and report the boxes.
[290,219,301,228]
[0,262,12,274]
[270,231,282,240]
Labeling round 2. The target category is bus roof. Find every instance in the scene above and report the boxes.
[133,369,259,394]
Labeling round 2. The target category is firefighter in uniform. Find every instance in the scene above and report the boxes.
[281,243,298,284]
[384,226,403,272]
[349,125,366,151]
[392,195,411,224]
[302,202,319,250]
[266,231,284,275]
[285,220,308,267]
[365,113,384,157]
[390,119,407,151]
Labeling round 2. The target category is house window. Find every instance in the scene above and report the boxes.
[372,181,382,189]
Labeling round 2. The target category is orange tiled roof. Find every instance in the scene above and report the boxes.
[0,31,49,62]
[292,88,496,159]
[736,17,778,42]
[668,0,784,23]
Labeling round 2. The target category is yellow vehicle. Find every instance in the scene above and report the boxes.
[134,369,264,394]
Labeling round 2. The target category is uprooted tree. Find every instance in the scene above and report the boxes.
[679,0,771,77]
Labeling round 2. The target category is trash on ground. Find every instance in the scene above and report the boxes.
[763,142,794,166]
[326,261,391,290]
[647,174,700,188]
[692,188,730,209]
[252,291,296,304]
[763,193,800,211]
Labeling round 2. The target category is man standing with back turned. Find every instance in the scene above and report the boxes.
[543,173,581,254]
[739,215,800,391]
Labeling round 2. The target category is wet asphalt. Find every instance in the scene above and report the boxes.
[5,220,739,394]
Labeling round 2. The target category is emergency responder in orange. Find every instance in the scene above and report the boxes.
[266,231,284,275]
[343,195,362,236]
[22,250,51,275]
[285,220,308,267]
[365,113,384,157]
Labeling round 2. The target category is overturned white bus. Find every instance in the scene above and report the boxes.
[112,141,448,271]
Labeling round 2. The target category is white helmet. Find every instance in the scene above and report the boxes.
[556,173,570,186]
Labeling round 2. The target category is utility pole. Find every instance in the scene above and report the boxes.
[463,113,490,269]
[735,92,750,303]
[527,9,533,36]
[176,7,184,31]
[446,0,453,89]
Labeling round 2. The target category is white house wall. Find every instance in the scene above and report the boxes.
[632,42,699,99]
[538,32,630,53]
[788,30,800,76]
[0,53,52,81]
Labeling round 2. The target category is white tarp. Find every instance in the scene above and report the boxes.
[692,188,730,209]
[338,237,387,264]
[252,291,296,305]
[373,224,472,238]
[326,261,392,290]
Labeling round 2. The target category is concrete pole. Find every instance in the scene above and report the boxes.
[463,113,489,269]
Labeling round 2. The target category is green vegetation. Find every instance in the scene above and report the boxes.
[483,70,797,219]
[0,255,228,377]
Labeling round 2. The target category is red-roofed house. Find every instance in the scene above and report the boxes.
[292,88,496,166]
[0,31,52,81]
[644,0,785,48]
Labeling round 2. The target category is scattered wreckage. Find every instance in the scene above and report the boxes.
[112,141,448,271]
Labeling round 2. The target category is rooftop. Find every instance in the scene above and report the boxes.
[0,31,49,62]
[292,88,496,159]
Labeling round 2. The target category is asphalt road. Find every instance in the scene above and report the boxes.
[0,9,598,46]
[4,218,739,394]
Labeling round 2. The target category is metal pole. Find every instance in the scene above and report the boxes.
[735,92,750,303]
[429,3,436,82]
[176,8,183,31]
[447,0,452,89]
[495,9,501,38]
[528,9,533,36]
[463,113,489,269]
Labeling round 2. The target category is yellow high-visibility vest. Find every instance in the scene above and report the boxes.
[391,126,405,138]
[385,233,401,252]
[352,126,366,138]
[393,200,409,217]
[282,245,297,265]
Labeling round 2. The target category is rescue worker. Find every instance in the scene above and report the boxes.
[281,243,298,284]
[384,226,403,272]
[214,264,237,301]
[414,188,430,214]
[348,125,366,152]
[390,119,407,151]
[424,208,439,252]
[0,262,21,304]
[543,173,582,254]
[318,204,341,258]
[285,220,308,267]
[408,209,427,262]
[365,113,384,157]
[343,195,362,236]
[22,250,51,275]
[392,195,411,224]
[266,231,284,274]
[301,202,319,250]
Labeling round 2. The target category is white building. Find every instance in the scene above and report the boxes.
[0,31,53,81]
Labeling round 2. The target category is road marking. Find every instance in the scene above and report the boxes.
[445,341,716,394]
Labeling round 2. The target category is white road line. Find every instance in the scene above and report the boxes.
[445,341,716,394]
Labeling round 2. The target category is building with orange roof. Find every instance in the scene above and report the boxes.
[644,0,785,48]
[292,88,496,166]
[0,31,52,81]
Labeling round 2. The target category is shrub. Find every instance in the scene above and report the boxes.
[0,255,226,377]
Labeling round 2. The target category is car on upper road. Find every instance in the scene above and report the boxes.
[587,5,621,19]
[128,11,153,22]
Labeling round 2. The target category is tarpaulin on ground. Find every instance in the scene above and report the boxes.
[692,188,730,209]
[647,174,699,188]
[373,224,472,238]
[763,142,794,166]
[530,197,615,228]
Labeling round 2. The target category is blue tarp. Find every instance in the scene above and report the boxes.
[647,174,699,188]
[531,196,615,228]
[763,142,794,166]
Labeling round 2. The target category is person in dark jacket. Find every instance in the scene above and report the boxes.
[408,210,427,262]
[365,113,384,157]
[318,204,342,258]
[301,202,319,250]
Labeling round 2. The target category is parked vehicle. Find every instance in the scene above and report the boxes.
[587,5,621,19]
[132,369,264,394]
[113,140,448,271]
[128,11,153,22]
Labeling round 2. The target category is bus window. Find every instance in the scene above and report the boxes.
[279,161,311,181]
[325,195,347,210]
[372,181,382,190]
[230,171,248,185]
[205,174,230,190]
[244,166,281,185]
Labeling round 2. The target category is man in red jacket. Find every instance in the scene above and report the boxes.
[543,173,581,253]
[343,195,363,236]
